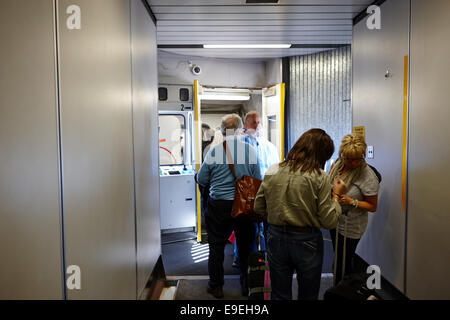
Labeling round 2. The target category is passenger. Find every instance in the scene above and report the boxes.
[197,113,262,299]
[232,111,279,268]
[328,134,379,284]
[197,123,215,231]
[254,129,346,300]
[240,111,279,175]
[208,127,224,149]
[201,123,215,161]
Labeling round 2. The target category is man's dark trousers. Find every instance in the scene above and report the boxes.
[205,198,255,291]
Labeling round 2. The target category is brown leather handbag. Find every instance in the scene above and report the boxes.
[223,141,263,222]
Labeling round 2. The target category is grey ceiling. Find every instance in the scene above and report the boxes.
[148,0,374,59]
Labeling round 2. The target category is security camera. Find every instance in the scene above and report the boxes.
[191,64,202,75]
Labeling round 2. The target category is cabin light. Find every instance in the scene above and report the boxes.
[200,94,251,101]
[203,44,292,49]
[246,0,279,3]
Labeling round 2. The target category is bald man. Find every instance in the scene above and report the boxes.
[198,113,261,299]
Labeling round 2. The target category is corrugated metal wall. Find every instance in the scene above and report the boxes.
[289,46,352,160]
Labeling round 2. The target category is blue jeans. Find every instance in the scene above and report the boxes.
[267,224,324,300]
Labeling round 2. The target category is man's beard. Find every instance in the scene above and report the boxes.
[247,127,262,138]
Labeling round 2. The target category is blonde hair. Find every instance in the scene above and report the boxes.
[329,134,367,187]
[339,134,367,159]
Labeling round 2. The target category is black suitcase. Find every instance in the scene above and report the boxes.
[324,212,379,300]
[324,273,377,300]
[247,225,271,300]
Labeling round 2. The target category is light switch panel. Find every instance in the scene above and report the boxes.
[367,146,374,159]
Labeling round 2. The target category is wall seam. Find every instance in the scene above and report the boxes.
[129,0,139,300]
[141,0,157,26]
[53,0,67,300]
[404,0,412,296]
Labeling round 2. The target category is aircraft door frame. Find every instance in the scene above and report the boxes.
[262,83,286,162]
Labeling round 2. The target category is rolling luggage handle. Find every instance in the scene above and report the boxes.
[257,223,262,251]
[333,213,348,287]
[247,224,271,299]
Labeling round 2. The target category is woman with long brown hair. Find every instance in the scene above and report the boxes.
[254,128,346,300]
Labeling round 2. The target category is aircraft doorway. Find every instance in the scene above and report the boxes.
[157,81,287,299]
[194,81,286,242]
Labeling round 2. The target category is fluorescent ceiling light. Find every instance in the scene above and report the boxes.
[203,88,250,94]
[203,44,291,49]
[200,94,250,101]
[246,0,279,3]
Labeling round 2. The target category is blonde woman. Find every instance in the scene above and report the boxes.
[329,134,380,284]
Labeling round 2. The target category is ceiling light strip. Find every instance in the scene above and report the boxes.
[204,44,291,49]
[199,94,250,101]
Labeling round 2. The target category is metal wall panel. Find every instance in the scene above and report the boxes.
[0,0,63,299]
[288,46,352,158]
[407,0,450,299]
[130,0,161,298]
[58,0,136,299]
[352,0,410,293]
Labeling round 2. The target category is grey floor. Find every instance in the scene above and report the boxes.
[173,275,334,300]
[161,229,335,276]
[160,231,407,300]
[161,230,336,300]
[162,237,238,276]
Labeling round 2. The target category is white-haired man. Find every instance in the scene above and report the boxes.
[197,113,262,299]
[241,111,280,176]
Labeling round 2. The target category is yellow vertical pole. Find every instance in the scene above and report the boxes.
[280,83,286,161]
[194,80,202,242]
[402,55,409,214]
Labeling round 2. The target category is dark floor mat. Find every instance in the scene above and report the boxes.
[175,277,246,300]
[174,275,334,300]
[161,231,197,245]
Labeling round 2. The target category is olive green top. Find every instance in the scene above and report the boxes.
[254,164,342,230]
